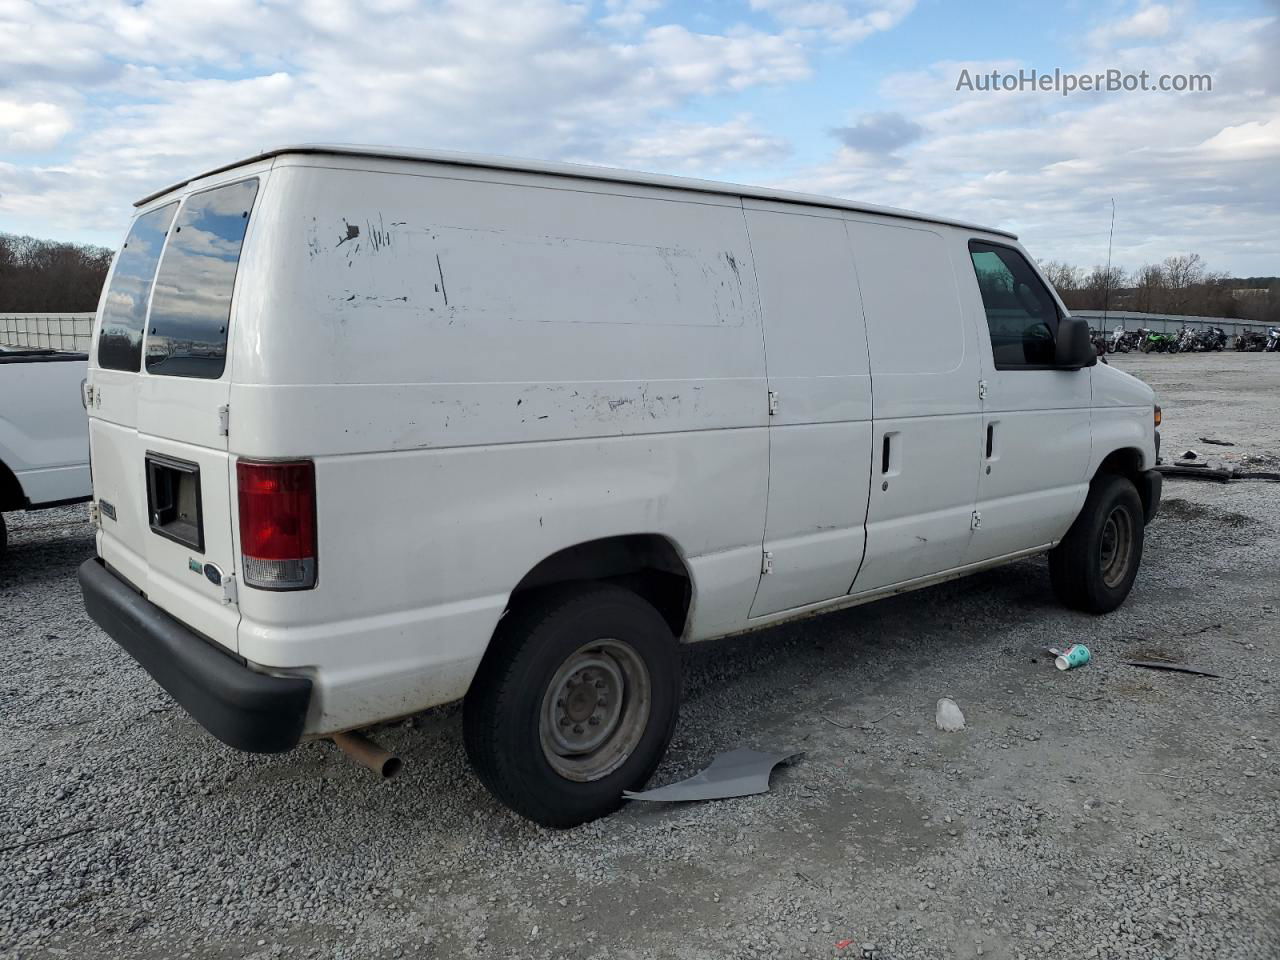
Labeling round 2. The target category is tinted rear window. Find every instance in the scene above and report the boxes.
[145,178,259,379]
[97,203,178,371]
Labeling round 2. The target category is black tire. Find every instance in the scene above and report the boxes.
[1049,474,1144,614]
[463,583,680,828]
[0,512,6,561]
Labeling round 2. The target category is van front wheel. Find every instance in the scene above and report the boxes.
[1049,474,1144,614]
[463,584,680,828]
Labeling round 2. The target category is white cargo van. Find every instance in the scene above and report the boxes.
[80,145,1161,826]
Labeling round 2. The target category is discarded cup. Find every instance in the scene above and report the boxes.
[1055,643,1091,671]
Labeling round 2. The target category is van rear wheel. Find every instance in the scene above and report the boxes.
[1049,474,1144,614]
[463,584,680,828]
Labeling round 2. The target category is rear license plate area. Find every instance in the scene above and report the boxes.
[146,452,204,552]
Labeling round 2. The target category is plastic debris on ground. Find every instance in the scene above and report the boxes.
[934,697,965,732]
[622,747,802,803]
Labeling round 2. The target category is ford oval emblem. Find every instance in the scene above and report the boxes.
[203,562,224,586]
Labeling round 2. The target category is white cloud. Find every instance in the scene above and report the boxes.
[620,116,790,170]
[600,0,663,31]
[748,0,917,44]
[1196,119,1280,158]
[1089,2,1177,47]
[0,100,74,151]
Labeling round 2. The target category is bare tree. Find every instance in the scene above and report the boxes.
[1131,264,1165,313]
[0,234,113,313]
[1160,253,1206,314]
[1039,261,1083,299]
[1034,250,1278,322]
[1078,265,1128,312]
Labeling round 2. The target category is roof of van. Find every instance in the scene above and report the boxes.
[136,143,1017,239]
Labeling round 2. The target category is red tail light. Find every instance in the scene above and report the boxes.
[236,460,317,590]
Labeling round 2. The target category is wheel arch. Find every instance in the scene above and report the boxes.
[0,457,27,512]
[1092,446,1155,520]
[508,533,694,640]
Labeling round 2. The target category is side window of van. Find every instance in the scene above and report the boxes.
[968,241,1060,368]
[146,178,259,379]
[97,203,178,372]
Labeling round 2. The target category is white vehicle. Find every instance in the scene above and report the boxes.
[0,346,91,556]
[79,145,1162,826]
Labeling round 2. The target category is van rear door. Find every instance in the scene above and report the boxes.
[89,175,263,653]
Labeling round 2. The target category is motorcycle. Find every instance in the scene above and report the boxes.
[1109,325,1141,353]
[1140,330,1175,353]
[1235,330,1267,351]
[1200,326,1228,351]
[1090,329,1110,356]
[1171,326,1198,353]
[1266,326,1280,352]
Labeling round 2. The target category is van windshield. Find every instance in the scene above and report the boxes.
[97,202,178,372]
[145,178,259,380]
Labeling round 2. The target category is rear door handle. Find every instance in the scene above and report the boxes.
[882,434,892,474]
[985,423,994,459]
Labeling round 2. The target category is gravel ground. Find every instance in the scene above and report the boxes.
[2,352,1278,960]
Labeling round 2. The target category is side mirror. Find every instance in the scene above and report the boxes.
[1056,316,1097,369]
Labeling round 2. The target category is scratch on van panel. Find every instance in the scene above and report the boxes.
[724,251,740,280]
[337,221,360,247]
[306,218,321,260]
[435,255,449,306]
[366,214,390,252]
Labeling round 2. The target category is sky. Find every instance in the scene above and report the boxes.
[1,0,1277,276]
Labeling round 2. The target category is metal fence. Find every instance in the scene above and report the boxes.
[0,308,1272,354]
[0,313,96,352]
[1073,310,1273,338]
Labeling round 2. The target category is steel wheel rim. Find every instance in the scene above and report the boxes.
[1099,505,1134,588]
[540,639,651,783]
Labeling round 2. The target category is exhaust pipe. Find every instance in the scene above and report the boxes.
[331,731,403,779]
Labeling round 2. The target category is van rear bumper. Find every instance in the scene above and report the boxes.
[78,558,312,753]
